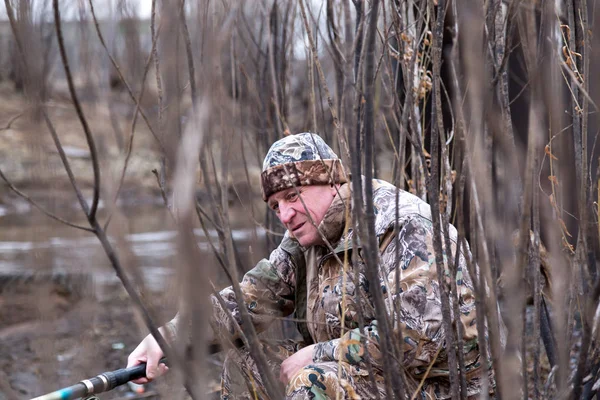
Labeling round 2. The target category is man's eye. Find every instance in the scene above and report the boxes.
[287,192,298,201]
[271,204,279,212]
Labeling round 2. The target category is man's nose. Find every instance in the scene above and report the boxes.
[279,203,295,225]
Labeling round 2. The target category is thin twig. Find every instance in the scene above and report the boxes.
[218,119,284,400]
[105,26,163,232]
[298,0,351,166]
[180,0,198,108]
[152,168,169,206]
[88,0,166,153]
[362,0,405,398]
[0,168,93,232]
[151,0,164,129]
[53,0,101,222]
[449,2,502,393]
[427,1,461,397]
[0,111,26,131]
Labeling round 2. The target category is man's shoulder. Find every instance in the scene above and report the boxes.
[371,178,425,202]
[371,179,432,234]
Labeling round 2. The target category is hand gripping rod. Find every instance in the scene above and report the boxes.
[30,357,167,400]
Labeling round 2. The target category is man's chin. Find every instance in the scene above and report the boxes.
[289,229,318,247]
[293,234,307,246]
[297,235,320,248]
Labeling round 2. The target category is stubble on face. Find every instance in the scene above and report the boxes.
[268,184,337,247]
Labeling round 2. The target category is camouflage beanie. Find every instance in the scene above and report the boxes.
[261,133,347,201]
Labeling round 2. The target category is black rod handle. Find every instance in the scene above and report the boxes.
[102,357,168,390]
[30,358,167,400]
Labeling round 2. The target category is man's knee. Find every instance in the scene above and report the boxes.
[221,348,257,400]
[285,364,337,400]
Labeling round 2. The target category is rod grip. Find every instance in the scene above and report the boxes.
[101,357,168,390]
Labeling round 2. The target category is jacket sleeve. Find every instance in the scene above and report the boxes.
[164,237,298,341]
[313,214,479,378]
[209,239,297,337]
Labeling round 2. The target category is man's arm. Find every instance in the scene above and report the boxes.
[126,242,298,381]
[209,245,296,337]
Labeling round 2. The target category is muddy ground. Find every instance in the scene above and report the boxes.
[0,232,223,400]
[0,277,164,399]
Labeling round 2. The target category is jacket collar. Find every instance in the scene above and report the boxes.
[316,183,353,248]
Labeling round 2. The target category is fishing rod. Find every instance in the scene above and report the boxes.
[30,339,244,400]
[30,357,167,400]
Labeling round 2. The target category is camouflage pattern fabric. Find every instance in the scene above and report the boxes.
[260,133,347,200]
[306,181,490,398]
[221,340,384,400]
[221,340,302,400]
[175,179,494,399]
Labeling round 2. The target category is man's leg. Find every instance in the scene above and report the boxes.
[285,361,384,400]
[221,340,304,400]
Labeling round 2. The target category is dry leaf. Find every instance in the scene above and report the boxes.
[561,24,571,41]
[545,145,558,160]
[558,218,572,237]
[562,236,575,253]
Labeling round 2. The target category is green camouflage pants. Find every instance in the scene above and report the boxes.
[220,340,385,400]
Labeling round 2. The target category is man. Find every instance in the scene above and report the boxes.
[127,133,488,399]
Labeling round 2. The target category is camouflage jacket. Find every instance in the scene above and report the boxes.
[208,179,486,398]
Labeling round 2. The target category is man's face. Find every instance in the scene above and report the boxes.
[267,184,337,247]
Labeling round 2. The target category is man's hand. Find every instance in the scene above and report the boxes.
[279,344,316,384]
[126,332,168,384]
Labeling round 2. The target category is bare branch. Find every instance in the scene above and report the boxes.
[298,0,351,166]
[88,0,166,153]
[104,22,163,232]
[0,111,26,131]
[53,0,101,221]
[0,168,93,233]
[427,1,461,397]
[151,0,164,126]
[180,0,198,107]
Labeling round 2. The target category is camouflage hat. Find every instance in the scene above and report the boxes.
[261,133,347,201]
